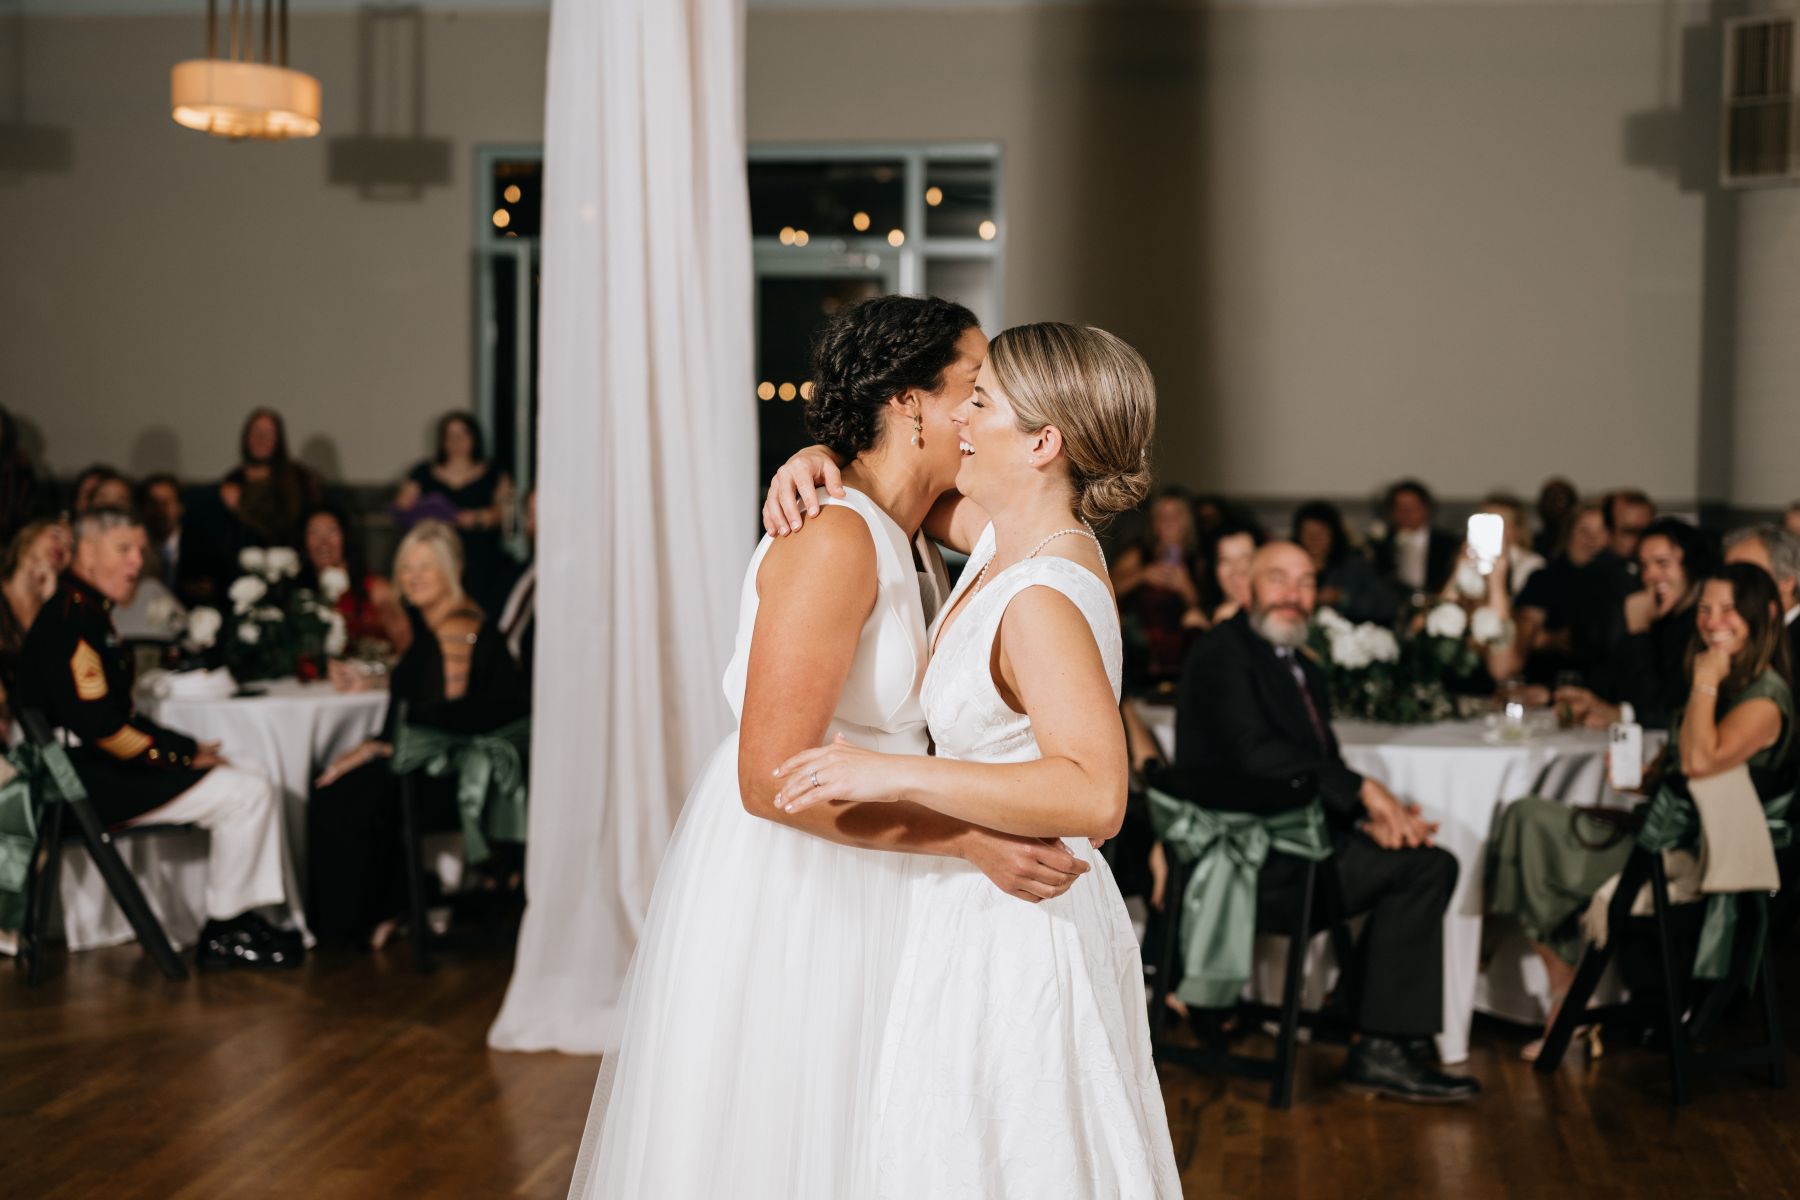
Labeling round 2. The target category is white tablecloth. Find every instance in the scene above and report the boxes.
[56,679,388,950]
[1133,702,1633,1064]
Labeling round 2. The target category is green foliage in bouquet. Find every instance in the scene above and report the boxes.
[1306,606,1486,725]
[184,549,349,683]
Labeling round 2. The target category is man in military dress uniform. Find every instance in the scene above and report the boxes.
[19,509,303,968]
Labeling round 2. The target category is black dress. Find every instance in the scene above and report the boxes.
[405,461,512,613]
[306,606,528,944]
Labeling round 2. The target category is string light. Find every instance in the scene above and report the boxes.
[504,184,522,203]
[924,186,942,207]
[800,381,815,400]
[757,381,776,401]
[778,382,798,401]
[887,229,905,247]
[793,230,810,246]
[978,220,997,241]
[778,226,796,246]
[492,209,511,229]
[852,211,870,232]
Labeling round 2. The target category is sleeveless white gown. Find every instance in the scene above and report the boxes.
[568,488,945,1200]
[872,524,1184,1199]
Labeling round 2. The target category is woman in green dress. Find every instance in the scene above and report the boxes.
[1488,562,1794,1059]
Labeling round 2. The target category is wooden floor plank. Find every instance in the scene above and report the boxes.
[1,940,1794,1198]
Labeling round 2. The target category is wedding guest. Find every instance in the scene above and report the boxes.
[1443,495,1545,603]
[1490,563,1793,1059]
[393,412,516,613]
[1601,488,1655,563]
[1174,540,1477,1102]
[1514,502,1609,680]
[1201,516,1263,624]
[301,506,410,658]
[1293,499,1395,625]
[1785,502,1800,541]
[0,405,42,548]
[1723,524,1800,667]
[1533,477,1578,559]
[221,407,323,548]
[308,520,527,949]
[1371,479,1459,598]
[1558,517,1717,729]
[0,520,63,730]
[70,465,129,516]
[1191,493,1230,540]
[17,509,303,969]
[1112,488,1208,688]
[495,487,537,683]
[138,473,225,608]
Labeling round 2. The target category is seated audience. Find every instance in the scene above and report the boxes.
[221,407,323,548]
[139,472,229,608]
[1489,563,1793,1058]
[70,465,130,516]
[393,411,516,613]
[308,520,528,949]
[1786,501,1800,541]
[0,520,64,729]
[1514,501,1609,675]
[301,506,410,659]
[0,405,42,549]
[1532,477,1578,559]
[1174,541,1477,1102]
[1112,488,1209,688]
[1370,479,1459,598]
[496,488,538,683]
[1292,499,1395,625]
[1558,517,1717,729]
[17,509,302,969]
[1601,487,1656,564]
[1200,516,1263,625]
[1723,524,1800,668]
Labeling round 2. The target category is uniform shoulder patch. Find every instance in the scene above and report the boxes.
[71,639,108,701]
[97,726,152,760]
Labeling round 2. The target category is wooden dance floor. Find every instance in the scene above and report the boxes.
[2,938,1796,1198]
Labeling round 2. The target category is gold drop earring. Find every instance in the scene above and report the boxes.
[911,411,923,448]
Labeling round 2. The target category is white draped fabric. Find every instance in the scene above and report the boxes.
[487,0,754,1054]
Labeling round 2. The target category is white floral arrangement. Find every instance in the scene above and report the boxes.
[1308,605,1484,725]
[186,547,349,682]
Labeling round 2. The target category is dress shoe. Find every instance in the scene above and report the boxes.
[1341,1035,1480,1103]
[236,911,305,953]
[195,917,305,970]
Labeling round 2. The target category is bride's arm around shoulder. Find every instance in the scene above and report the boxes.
[776,582,1127,841]
[736,507,878,822]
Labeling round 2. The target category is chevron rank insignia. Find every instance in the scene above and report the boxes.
[71,639,108,702]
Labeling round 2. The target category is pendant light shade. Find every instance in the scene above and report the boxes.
[171,0,321,141]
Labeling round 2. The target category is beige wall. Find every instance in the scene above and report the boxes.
[3,3,1782,508]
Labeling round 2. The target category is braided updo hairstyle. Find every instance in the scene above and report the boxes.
[805,295,981,459]
[986,322,1156,526]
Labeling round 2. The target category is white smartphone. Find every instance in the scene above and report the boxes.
[1608,720,1644,791]
[1466,513,1506,575]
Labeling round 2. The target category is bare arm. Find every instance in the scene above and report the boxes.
[778,584,1128,840]
[1679,648,1782,777]
[735,509,1092,897]
[919,491,989,557]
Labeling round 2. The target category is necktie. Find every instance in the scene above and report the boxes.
[1278,648,1330,750]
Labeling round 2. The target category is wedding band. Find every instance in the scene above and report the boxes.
[810,771,820,790]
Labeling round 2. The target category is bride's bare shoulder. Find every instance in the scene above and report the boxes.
[754,504,876,601]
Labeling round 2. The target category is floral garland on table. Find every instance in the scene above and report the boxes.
[182,548,350,683]
[1308,603,1509,725]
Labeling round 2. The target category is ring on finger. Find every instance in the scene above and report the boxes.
[810,770,820,791]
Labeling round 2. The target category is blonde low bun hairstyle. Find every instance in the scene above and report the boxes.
[986,322,1156,526]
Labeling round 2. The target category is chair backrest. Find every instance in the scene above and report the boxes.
[1148,762,1317,814]
[18,708,54,751]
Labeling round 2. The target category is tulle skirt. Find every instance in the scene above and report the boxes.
[568,731,913,1199]
[871,843,1184,1200]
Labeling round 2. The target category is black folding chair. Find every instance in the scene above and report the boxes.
[15,709,189,984]
[1145,766,1360,1109]
[1534,844,1786,1107]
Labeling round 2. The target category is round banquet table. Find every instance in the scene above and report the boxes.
[1132,702,1640,1064]
[55,679,389,951]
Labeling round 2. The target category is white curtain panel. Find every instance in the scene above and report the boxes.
[488,0,754,1054]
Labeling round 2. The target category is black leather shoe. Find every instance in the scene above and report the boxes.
[1341,1035,1481,1103]
[195,918,305,970]
[236,911,305,953]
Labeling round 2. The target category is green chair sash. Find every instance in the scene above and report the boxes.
[0,741,89,932]
[390,717,531,865]
[1147,787,1332,1008]
[1633,783,1793,983]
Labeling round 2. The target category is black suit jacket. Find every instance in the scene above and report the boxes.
[1370,527,1459,596]
[1174,611,1365,820]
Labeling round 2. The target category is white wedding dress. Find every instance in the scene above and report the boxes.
[568,487,945,1199]
[871,524,1183,1199]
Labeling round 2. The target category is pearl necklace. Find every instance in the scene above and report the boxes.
[971,523,1102,595]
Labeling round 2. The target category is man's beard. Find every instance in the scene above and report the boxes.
[1250,607,1309,648]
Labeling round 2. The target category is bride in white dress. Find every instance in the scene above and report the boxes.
[567,297,1097,1200]
[775,322,1183,1198]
